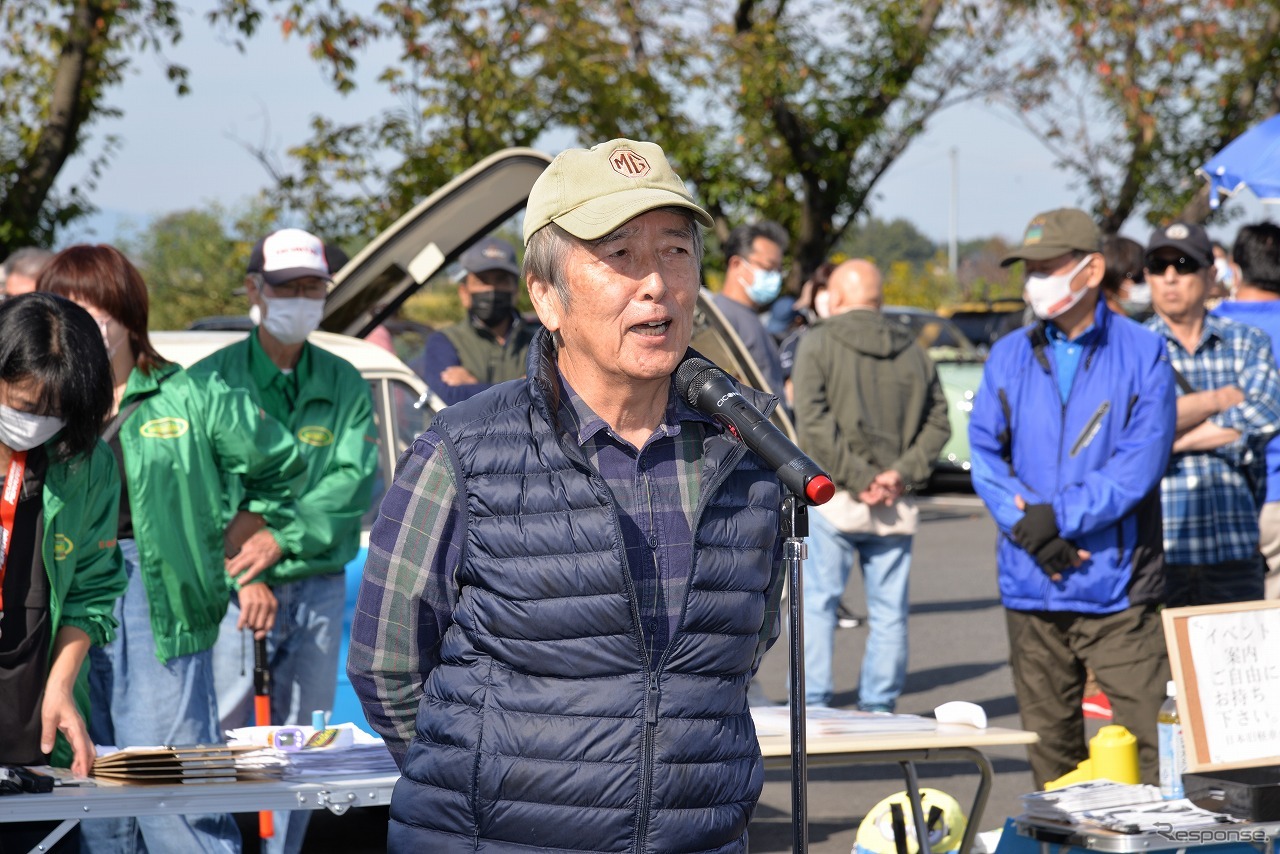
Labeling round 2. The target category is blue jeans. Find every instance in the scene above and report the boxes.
[212,572,345,854]
[82,539,241,854]
[802,510,912,710]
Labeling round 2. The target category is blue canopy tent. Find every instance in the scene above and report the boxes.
[1199,114,1280,210]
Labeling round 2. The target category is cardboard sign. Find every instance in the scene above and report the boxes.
[1163,599,1280,771]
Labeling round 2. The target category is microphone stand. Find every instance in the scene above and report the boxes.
[781,494,809,854]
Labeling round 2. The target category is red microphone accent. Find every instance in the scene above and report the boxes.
[804,475,835,506]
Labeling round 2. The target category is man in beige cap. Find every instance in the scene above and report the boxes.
[350,139,787,852]
[968,208,1176,788]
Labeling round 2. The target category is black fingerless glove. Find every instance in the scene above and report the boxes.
[1012,503,1059,555]
[1033,537,1078,577]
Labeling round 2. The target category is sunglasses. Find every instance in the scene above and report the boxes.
[1146,256,1202,276]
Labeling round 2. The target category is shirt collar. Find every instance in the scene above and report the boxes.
[556,370,716,450]
[1146,312,1226,352]
[248,328,310,388]
[1045,318,1100,345]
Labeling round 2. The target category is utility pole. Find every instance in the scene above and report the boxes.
[948,146,959,277]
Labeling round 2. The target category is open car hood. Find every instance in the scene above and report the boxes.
[322,146,795,441]
[323,148,553,338]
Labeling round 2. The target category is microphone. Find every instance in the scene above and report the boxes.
[674,356,835,506]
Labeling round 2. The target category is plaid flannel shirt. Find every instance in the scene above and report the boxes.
[1145,313,1280,565]
[347,373,784,763]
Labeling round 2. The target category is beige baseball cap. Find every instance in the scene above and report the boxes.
[522,138,713,245]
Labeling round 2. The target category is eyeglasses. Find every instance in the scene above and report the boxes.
[266,279,328,299]
[1146,256,1202,276]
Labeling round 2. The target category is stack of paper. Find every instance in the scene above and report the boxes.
[225,724,398,779]
[92,745,260,784]
[751,705,935,738]
[1021,781,1241,833]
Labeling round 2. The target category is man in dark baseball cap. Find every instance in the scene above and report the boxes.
[969,205,1176,788]
[1144,221,1213,270]
[411,234,537,405]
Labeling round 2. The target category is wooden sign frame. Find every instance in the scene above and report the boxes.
[1162,599,1280,772]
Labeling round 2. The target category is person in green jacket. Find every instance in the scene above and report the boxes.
[0,293,125,851]
[40,245,306,854]
[192,228,379,854]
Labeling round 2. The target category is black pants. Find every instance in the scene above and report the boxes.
[1006,604,1170,788]
[1166,554,1265,608]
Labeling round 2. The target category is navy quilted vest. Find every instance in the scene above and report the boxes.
[388,334,783,853]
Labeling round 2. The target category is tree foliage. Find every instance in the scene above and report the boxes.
[207,0,1021,285]
[121,202,274,329]
[1005,0,1280,234]
[0,1,192,256]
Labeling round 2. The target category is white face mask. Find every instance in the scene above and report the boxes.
[1122,283,1151,313]
[0,404,65,452]
[1024,254,1095,320]
[260,296,323,345]
[813,290,831,319]
[1214,257,1235,288]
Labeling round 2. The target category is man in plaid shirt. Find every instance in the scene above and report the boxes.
[1144,221,1280,606]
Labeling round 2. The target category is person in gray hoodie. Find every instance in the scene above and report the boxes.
[792,259,951,710]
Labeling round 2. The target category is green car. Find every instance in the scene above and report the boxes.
[883,306,988,483]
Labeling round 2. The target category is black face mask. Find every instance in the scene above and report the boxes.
[469,290,514,327]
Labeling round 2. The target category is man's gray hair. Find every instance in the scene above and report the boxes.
[523,208,705,309]
[1,247,54,289]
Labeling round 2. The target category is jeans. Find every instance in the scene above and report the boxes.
[212,572,345,854]
[82,539,241,854]
[802,509,912,710]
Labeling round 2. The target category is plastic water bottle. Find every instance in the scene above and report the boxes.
[1157,680,1185,799]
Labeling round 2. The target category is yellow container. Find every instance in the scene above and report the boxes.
[1090,725,1139,784]
[1044,725,1140,790]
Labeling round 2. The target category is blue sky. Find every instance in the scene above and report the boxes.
[57,9,1270,250]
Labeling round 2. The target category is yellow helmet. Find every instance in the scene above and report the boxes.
[854,788,967,854]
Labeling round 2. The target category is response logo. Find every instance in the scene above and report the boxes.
[53,534,74,560]
[139,417,189,439]
[297,426,334,447]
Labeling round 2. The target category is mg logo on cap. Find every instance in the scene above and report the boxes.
[611,148,650,178]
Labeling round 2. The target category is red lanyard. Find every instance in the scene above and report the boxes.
[0,450,28,628]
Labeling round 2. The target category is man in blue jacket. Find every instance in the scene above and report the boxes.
[969,208,1176,787]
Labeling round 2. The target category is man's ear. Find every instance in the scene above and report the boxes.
[527,275,562,332]
[457,281,472,310]
[1084,253,1106,288]
[245,275,262,305]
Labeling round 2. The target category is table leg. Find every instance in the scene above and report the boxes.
[24,818,78,854]
[953,747,994,854]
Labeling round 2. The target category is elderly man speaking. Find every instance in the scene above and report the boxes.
[349,139,787,853]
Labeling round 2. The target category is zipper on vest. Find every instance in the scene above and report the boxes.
[633,674,660,847]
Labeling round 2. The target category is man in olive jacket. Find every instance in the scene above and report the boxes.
[792,259,951,710]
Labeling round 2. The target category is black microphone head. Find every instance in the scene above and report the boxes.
[674,356,724,407]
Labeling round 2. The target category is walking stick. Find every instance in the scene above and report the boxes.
[254,635,274,840]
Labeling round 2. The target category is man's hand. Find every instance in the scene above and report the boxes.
[440,366,479,386]
[41,685,94,776]
[225,528,284,585]
[858,482,891,506]
[1012,495,1059,555]
[225,510,266,558]
[1032,538,1091,583]
[237,582,278,639]
[872,470,905,505]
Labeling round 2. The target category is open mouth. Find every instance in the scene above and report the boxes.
[631,320,671,337]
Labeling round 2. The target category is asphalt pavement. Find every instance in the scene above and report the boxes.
[289,494,1041,853]
[745,496,1036,854]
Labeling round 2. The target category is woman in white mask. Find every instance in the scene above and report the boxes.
[39,245,306,854]
[0,293,122,806]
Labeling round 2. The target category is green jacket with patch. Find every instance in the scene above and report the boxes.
[43,439,127,766]
[191,338,378,584]
[117,362,305,662]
